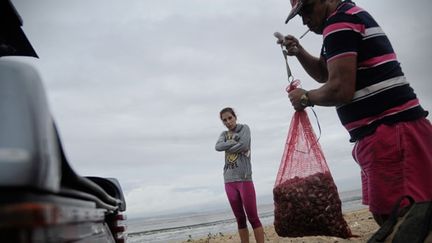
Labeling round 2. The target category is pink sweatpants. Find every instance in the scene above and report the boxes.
[225,181,262,229]
[353,118,432,215]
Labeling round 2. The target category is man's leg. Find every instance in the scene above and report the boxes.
[372,214,389,226]
[354,124,405,224]
[360,119,432,225]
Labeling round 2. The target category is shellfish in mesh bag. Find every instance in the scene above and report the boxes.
[273,110,352,238]
[273,172,352,238]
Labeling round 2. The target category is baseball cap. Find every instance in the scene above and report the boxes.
[285,0,304,24]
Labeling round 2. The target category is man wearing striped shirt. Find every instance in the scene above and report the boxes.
[276,0,432,225]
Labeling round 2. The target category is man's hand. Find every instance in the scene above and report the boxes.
[288,88,307,111]
[274,32,301,56]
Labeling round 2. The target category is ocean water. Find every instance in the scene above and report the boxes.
[127,189,364,243]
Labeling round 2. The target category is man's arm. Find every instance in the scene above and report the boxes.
[296,46,328,83]
[308,55,357,105]
[288,55,357,110]
[277,34,328,83]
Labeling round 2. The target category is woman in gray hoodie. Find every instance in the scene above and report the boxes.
[215,107,264,243]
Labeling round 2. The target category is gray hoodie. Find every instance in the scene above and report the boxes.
[215,124,252,183]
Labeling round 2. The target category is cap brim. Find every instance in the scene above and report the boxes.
[285,1,303,24]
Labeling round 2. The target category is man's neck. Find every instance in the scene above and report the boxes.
[325,0,344,19]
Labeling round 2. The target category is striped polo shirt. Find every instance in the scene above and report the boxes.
[321,1,428,142]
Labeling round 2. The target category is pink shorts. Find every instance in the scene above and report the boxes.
[352,118,432,215]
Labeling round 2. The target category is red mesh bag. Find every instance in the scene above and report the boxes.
[273,81,352,238]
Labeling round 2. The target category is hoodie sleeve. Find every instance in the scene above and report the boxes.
[215,131,238,151]
[226,125,250,154]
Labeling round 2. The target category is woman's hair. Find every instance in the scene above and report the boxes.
[219,107,236,119]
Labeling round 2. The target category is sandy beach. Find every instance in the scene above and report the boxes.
[183,208,379,243]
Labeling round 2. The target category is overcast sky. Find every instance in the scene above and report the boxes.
[9,0,432,218]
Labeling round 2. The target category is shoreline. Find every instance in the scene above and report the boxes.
[127,190,365,242]
[183,208,379,243]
